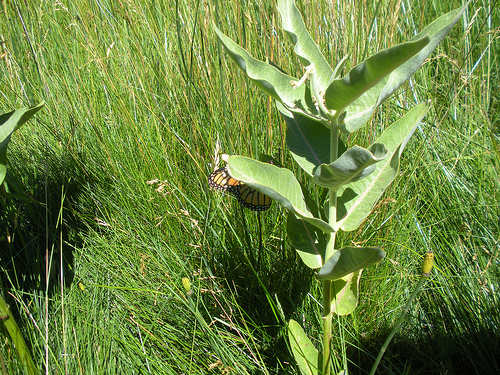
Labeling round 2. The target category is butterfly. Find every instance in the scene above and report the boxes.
[208,166,272,211]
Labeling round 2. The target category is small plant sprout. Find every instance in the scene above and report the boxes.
[369,251,436,375]
[214,0,466,373]
[182,277,194,309]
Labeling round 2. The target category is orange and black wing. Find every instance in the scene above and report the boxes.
[232,184,272,211]
[208,166,272,211]
[208,166,241,192]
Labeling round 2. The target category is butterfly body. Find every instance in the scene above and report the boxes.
[208,166,272,211]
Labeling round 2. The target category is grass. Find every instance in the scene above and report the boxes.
[0,0,499,373]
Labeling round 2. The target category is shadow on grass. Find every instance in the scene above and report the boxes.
[206,221,315,371]
[354,325,499,375]
[352,295,500,375]
[0,144,108,309]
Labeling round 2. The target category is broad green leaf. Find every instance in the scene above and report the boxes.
[280,102,346,177]
[316,246,385,280]
[281,103,329,176]
[277,0,333,91]
[0,290,37,374]
[331,270,362,315]
[228,156,334,232]
[287,212,326,269]
[313,144,388,190]
[342,5,466,133]
[0,102,45,185]
[325,37,429,114]
[336,101,431,231]
[0,137,8,185]
[213,25,312,111]
[288,319,319,375]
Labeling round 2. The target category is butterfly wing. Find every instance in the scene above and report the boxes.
[208,166,272,211]
[233,184,272,211]
[208,166,241,192]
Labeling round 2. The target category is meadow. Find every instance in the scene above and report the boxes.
[0,0,498,374]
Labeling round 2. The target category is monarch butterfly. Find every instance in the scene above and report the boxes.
[208,166,272,211]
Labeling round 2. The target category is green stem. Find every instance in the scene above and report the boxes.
[328,120,340,258]
[322,118,340,375]
[369,273,430,375]
[322,281,332,375]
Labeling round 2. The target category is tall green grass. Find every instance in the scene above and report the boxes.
[0,0,498,373]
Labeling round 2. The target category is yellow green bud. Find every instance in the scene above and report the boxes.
[421,251,434,277]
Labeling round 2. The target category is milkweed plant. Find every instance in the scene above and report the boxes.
[0,101,44,375]
[213,1,465,374]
